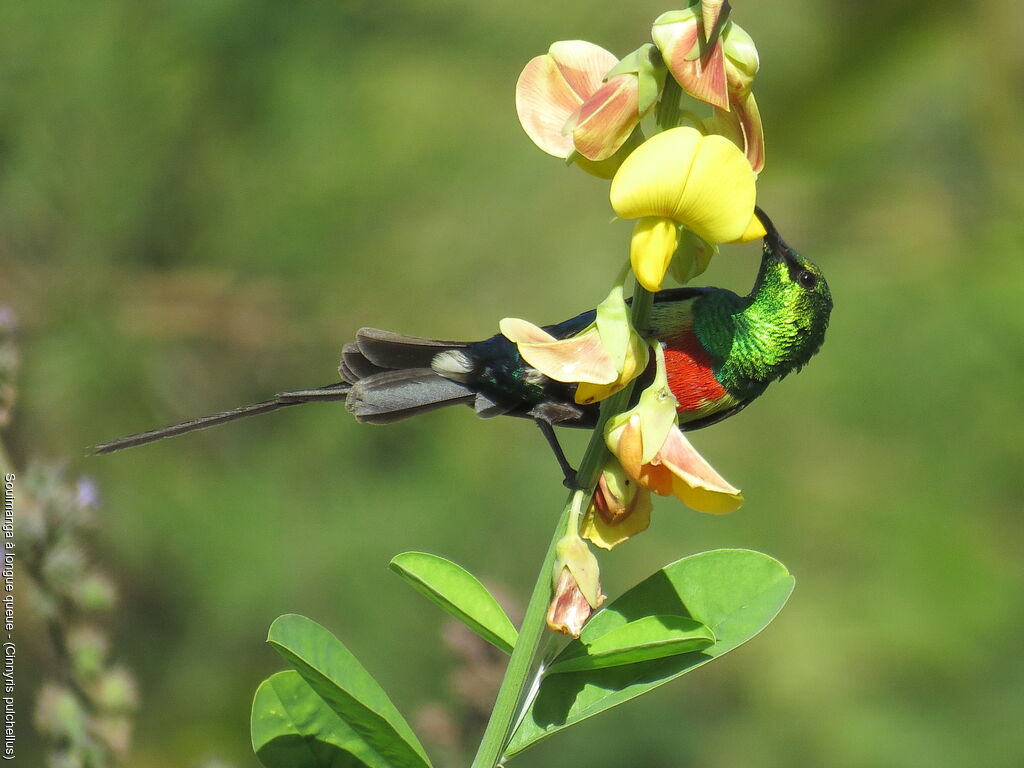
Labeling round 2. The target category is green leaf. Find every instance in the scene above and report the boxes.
[388,552,518,654]
[252,671,392,768]
[267,614,431,768]
[506,549,793,757]
[545,615,714,675]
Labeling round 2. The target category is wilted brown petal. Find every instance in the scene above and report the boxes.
[546,568,594,637]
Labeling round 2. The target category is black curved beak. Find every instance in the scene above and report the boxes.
[754,206,799,267]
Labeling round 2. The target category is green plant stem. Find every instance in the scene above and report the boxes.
[655,74,683,132]
[470,285,655,768]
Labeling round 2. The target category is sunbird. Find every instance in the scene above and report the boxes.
[95,208,832,470]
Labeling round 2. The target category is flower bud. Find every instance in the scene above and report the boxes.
[722,22,759,97]
[68,625,109,679]
[34,683,86,741]
[94,666,140,713]
[546,568,594,638]
[546,532,604,637]
[72,570,118,612]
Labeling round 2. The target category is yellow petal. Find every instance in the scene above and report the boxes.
[581,488,652,550]
[657,427,743,514]
[500,319,618,385]
[630,217,680,292]
[730,210,767,243]
[679,132,758,243]
[605,413,644,480]
[611,127,757,245]
[575,290,650,403]
[578,330,651,404]
[611,127,702,219]
[672,479,744,514]
[515,41,618,158]
[575,380,619,404]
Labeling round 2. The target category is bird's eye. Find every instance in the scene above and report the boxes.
[797,270,818,290]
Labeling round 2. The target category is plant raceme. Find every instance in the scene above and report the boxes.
[251,5,795,768]
[502,3,768,635]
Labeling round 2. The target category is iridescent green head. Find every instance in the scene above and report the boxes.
[732,208,833,383]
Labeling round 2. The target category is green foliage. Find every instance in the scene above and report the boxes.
[265,614,432,768]
[507,549,793,756]
[388,552,518,654]
[544,615,714,674]
[6,1,1024,766]
[252,671,393,768]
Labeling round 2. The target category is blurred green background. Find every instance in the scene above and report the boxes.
[4,0,1023,765]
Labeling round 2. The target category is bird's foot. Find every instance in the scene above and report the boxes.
[533,417,580,489]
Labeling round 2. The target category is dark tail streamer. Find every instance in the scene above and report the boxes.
[92,383,350,455]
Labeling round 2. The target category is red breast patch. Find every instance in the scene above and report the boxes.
[662,330,729,414]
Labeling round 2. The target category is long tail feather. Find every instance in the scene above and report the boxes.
[93,383,349,454]
[97,328,479,454]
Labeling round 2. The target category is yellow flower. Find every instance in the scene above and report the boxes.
[606,414,744,515]
[610,126,765,291]
[581,460,653,550]
[602,340,743,515]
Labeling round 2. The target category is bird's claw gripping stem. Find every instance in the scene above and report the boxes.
[534,418,580,490]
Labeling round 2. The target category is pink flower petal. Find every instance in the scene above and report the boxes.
[500,320,618,385]
[549,40,618,100]
[515,41,618,158]
[733,90,765,174]
[657,428,743,513]
[700,0,729,42]
[499,317,558,344]
[571,75,642,161]
[653,20,729,110]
